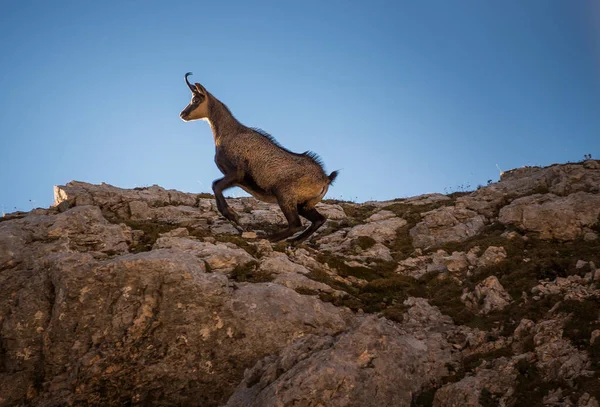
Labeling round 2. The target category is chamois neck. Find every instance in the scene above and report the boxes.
[206,96,245,145]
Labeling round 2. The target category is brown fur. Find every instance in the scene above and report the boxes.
[180,73,337,243]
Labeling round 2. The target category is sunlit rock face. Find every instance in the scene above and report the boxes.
[1,160,600,406]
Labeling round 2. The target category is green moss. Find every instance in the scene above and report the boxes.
[230,261,273,283]
[214,234,259,257]
[124,220,179,253]
[318,292,364,310]
[410,387,436,407]
[592,212,600,233]
[186,226,211,240]
[306,269,358,295]
[353,236,377,251]
[560,299,600,352]
[532,185,550,195]
[360,276,425,314]
[338,203,377,222]
[439,225,600,301]
[512,359,556,405]
[294,287,319,296]
[309,216,600,347]
[479,389,504,407]
[315,253,390,282]
[559,298,600,399]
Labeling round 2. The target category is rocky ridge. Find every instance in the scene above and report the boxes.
[0,160,599,406]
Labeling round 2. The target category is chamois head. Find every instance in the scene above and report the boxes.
[180,72,209,122]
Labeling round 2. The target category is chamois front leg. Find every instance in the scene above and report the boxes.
[212,173,242,224]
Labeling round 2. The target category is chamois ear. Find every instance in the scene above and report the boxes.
[195,83,207,95]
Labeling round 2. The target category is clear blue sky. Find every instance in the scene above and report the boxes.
[1,0,599,213]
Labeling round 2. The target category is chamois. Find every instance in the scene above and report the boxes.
[180,73,338,243]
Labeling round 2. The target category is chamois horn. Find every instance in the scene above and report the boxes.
[184,72,195,92]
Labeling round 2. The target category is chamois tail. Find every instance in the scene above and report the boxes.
[328,170,339,185]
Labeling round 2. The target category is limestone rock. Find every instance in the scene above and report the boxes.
[54,181,200,219]
[258,252,310,275]
[402,297,453,326]
[445,251,469,273]
[579,393,600,407]
[433,357,518,407]
[355,242,393,262]
[531,275,598,300]
[47,205,132,254]
[402,193,452,206]
[477,246,507,267]
[462,276,511,314]
[396,250,468,279]
[225,316,455,407]
[154,236,255,273]
[315,202,347,220]
[458,161,600,217]
[346,216,407,243]
[532,319,592,381]
[410,206,486,249]
[0,248,348,407]
[2,160,599,406]
[499,192,600,240]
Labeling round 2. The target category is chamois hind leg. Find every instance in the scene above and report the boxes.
[212,173,242,224]
[268,194,303,242]
[289,205,327,244]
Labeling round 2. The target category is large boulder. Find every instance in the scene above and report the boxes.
[499,192,600,240]
[0,247,348,407]
[225,312,455,407]
[457,161,600,217]
[410,206,486,249]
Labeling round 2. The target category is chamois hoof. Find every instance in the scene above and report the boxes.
[267,234,286,243]
[267,227,303,243]
[223,209,240,225]
[267,231,293,243]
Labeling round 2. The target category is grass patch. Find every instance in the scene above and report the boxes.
[294,287,319,296]
[185,225,211,240]
[307,229,594,334]
[124,220,179,253]
[214,234,259,257]
[229,261,273,283]
[410,387,436,407]
[360,275,426,316]
[338,203,377,222]
[315,253,393,281]
[558,298,600,400]
[512,359,556,405]
[353,236,377,251]
[479,388,504,407]
[560,298,600,355]
[306,269,358,295]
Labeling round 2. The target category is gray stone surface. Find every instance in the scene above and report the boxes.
[2,160,599,406]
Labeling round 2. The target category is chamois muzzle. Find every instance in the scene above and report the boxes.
[180,106,191,121]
